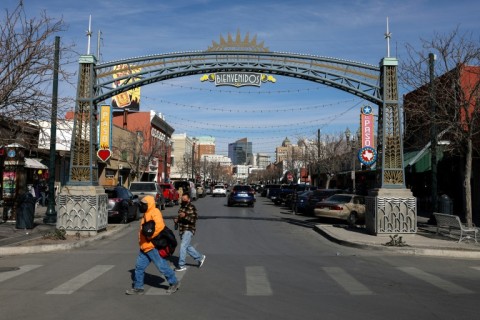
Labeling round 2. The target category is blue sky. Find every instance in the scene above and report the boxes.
[5,0,479,159]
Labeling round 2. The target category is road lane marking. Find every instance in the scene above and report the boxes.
[46,265,114,294]
[397,267,473,294]
[323,267,373,295]
[245,266,272,296]
[0,265,42,283]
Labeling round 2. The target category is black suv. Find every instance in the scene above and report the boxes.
[105,186,139,223]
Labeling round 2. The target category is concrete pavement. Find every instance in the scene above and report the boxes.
[1,205,479,258]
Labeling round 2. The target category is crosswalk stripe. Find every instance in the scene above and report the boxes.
[470,266,480,271]
[323,267,373,295]
[397,267,473,294]
[245,266,272,296]
[46,265,114,295]
[0,265,42,283]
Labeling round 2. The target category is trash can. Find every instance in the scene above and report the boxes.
[438,194,453,215]
[16,192,36,229]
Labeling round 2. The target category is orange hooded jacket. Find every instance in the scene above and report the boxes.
[138,195,165,253]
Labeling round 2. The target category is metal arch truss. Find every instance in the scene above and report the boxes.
[93,51,382,105]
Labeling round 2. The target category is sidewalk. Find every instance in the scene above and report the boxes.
[314,215,480,259]
[1,206,480,258]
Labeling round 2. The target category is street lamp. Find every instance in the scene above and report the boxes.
[345,128,357,194]
[191,138,197,181]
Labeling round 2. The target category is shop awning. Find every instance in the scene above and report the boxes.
[25,158,48,169]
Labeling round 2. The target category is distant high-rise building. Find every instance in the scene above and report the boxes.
[228,138,252,165]
[256,153,271,169]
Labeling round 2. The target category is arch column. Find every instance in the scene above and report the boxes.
[56,55,107,235]
[365,57,417,234]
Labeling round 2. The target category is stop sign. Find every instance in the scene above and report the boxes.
[97,149,111,162]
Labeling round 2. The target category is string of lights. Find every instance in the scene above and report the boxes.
[142,95,358,114]
[156,81,334,95]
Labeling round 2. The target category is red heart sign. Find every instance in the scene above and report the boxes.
[97,149,111,162]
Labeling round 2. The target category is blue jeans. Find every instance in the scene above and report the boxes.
[178,230,203,268]
[133,249,178,290]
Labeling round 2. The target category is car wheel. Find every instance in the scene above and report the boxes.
[347,212,358,226]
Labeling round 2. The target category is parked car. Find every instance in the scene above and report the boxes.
[205,185,212,195]
[212,184,227,197]
[303,189,345,215]
[314,194,366,226]
[160,183,179,207]
[262,184,281,197]
[196,184,205,198]
[129,182,166,210]
[105,186,139,223]
[227,185,255,207]
[173,180,197,200]
[291,190,313,214]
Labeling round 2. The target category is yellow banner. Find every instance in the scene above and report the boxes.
[99,105,111,149]
[112,64,141,110]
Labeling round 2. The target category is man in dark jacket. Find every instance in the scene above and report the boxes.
[174,193,206,271]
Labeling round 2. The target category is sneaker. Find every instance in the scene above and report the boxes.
[175,266,187,272]
[125,288,144,295]
[199,255,206,268]
[166,281,180,294]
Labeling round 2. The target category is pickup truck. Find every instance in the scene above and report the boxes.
[160,183,179,207]
[129,182,166,210]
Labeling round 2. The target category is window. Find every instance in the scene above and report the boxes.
[105,168,115,178]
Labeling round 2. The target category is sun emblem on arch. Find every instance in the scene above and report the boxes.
[207,30,269,52]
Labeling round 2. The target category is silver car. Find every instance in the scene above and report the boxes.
[314,194,365,226]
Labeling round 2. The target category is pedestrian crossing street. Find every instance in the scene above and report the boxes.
[1,264,479,296]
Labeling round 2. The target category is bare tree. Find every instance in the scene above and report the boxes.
[0,1,76,146]
[401,28,480,226]
[114,124,170,182]
[318,133,348,189]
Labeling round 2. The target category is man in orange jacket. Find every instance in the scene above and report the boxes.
[126,195,180,295]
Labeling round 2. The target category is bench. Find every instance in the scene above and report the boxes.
[433,212,478,243]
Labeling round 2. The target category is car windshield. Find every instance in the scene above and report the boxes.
[326,195,353,203]
[214,186,225,189]
[130,183,156,191]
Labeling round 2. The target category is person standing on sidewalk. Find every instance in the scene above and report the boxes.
[126,195,180,295]
[174,193,206,271]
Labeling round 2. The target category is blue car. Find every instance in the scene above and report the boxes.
[292,190,313,214]
[227,185,255,207]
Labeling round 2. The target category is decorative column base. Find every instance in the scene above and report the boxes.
[56,186,108,236]
[365,188,417,235]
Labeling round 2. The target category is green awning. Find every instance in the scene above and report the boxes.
[404,148,444,173]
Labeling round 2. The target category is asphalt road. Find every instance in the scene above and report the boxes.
[1,195,479,320]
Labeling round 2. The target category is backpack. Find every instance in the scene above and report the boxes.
[141,220,156,238]
[152,226,177,258]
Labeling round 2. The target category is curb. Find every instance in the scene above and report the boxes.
[0,224,131,256]
[313,225,480,259]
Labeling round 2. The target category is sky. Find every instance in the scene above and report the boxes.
[4,0,480,160]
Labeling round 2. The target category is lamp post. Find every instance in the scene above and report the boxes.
[191,137,198,182]
[345,128,357,194]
